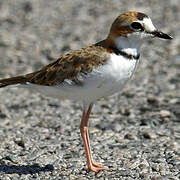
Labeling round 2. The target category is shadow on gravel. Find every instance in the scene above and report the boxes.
[0,164,54,175]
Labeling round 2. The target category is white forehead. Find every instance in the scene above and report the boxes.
[142,17,156,32]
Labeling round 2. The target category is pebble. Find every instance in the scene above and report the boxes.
[160,110,171,117]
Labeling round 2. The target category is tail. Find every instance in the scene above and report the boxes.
[0,75,28,88]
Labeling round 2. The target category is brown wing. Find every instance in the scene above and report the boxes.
[25,44,110,86]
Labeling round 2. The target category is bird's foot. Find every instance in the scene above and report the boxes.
[92,161,103,168]
[87,162,109,173]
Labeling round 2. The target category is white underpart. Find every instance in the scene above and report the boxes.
[114,33,144,57]
[25,54,139,105]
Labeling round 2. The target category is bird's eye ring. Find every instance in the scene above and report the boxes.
[130,22,144,31]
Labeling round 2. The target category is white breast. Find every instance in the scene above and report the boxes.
[26,54,139,104]
[95,54,139,97]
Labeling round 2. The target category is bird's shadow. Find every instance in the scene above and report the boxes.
[0,164,54,175]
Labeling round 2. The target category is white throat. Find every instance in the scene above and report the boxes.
[114,34,145,57]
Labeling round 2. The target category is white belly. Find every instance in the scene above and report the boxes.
[27,54,139,104]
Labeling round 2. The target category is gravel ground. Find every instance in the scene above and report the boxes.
[0,0,179,179]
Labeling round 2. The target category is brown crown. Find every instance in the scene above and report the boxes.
[106,11,148,47]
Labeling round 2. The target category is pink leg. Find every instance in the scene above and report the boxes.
[80,104,109,173]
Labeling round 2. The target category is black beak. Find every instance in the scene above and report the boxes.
[151,30,173,40]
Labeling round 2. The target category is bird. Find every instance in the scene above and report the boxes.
[0,11,172,173]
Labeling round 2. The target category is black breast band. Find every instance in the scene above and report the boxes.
[111,47,140,60]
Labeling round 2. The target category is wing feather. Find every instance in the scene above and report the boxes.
[26,44,109,86]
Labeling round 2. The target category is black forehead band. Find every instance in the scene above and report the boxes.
[137,13,148,20]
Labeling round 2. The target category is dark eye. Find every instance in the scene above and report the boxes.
[130,22,144,31]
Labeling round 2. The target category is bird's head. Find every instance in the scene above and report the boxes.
[107,11,172,50]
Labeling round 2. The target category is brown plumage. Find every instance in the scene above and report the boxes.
[0,41,110,87]
[0,75,28,88]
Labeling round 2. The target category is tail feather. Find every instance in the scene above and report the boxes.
[0,75,28,88]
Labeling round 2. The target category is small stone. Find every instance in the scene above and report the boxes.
[14,137,25,148]
[0,113,7,118]
[160,110,171,117]
[169,98,179,104]
[143,131,156,139]
[151,175,163,180]
[151,163,159,172]
[147,95,158,104]
[168,164,173,169]
[124,133,134,140]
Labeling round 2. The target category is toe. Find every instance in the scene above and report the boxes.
[87,164,109,173]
